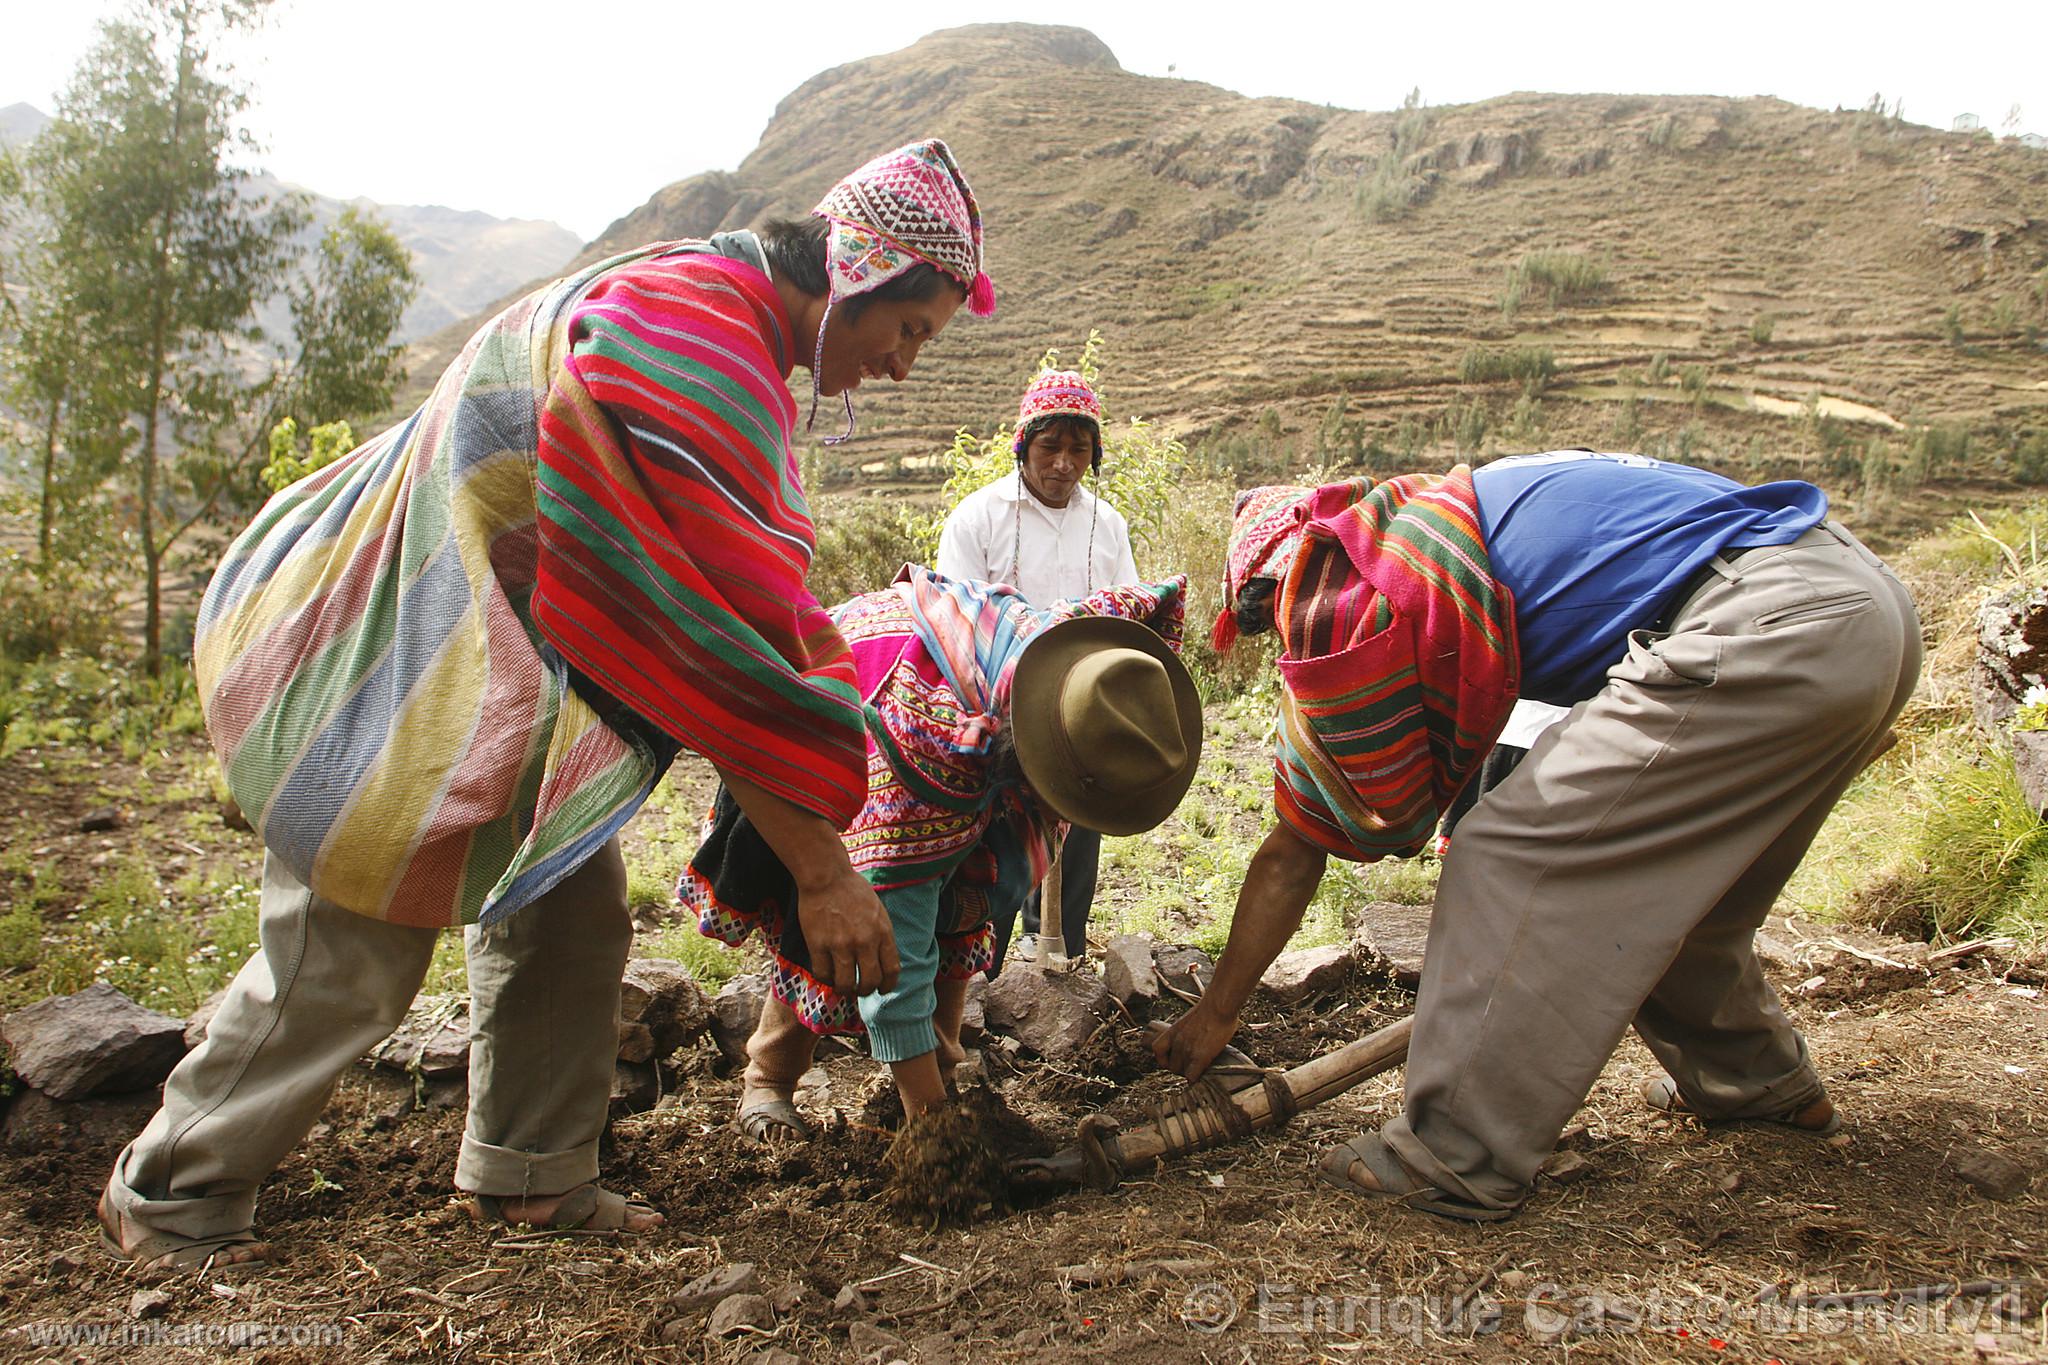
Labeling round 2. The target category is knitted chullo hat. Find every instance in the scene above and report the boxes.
[808,138,995,445]
[1010,370,1102,456]
[1211,483,1318,653]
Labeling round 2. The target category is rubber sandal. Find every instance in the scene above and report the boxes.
[1641,1077,1842,1137]
[97,1191,270,1279]
[737,1097,814,1147]
[466,1183,660,1236]
[1315,1131,1518,1223]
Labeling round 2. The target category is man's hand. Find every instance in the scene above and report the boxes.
[794,865,900,998]
[715,767,901,998]
[1151,1001,1242,1081]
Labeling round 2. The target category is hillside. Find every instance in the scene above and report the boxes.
[2,104,579,345]
[408,23,2048,484]
[251,174,580,342]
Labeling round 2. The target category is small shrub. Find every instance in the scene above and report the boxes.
[1884,746,2048,941]
[808,496,923,607]
[1355,88,1437,225]
[1990,295,2021,339]
[1507,251,1609,310]
[261,417,356,494]
[1457,345,1556,390]
[2012,430,2048,486]
[1679,364,1711,406]
[1750,314,1776,345]
[1611,392,1643,447]
[1942,304,1965,347]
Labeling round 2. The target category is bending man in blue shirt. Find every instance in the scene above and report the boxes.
[1157,451,1921,1221]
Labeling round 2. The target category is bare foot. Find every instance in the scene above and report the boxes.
[486,1186,662,1233]
[135,1240,271,1276]
[100,1193,271,1276]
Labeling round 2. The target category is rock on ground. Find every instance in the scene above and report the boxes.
[709,971,771,1065]
[671,1261,759,1312]
[183,987,230,1050]
[1259,944,1353,1004]
[706,1292,774,1338]
[364,996,469,1076]
[611,1061,659,1114]
[1153,944,1214,996]
[617,958,711,1064]
[2,983,187,1102]
[1103,933,1159,1008]
[1351,901,1431,988]
[1976,585,2048,812]
[983,963,1114,1058]
[959,976,987,1045]
[847,1321,908,1360]
[1953,1146,2031,1201]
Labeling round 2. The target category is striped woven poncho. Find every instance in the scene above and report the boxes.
[1259,471,1520,861]
[195,237,864,927]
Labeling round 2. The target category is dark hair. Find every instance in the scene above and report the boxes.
[756,216,962,320]
[1016,413,1103,471]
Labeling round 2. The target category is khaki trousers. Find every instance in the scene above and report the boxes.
[1382,523,1920,1210]
[104,840,631,1245]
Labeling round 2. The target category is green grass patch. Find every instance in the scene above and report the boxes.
[1832,737,2048,943]
[636,921,742,990]
[2,860,266,1014]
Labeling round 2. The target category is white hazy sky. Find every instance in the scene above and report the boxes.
[5,0,2045,241]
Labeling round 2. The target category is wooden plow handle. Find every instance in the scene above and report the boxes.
[1011,1014,1414,1193]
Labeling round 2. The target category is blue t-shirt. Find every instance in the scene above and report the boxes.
[1474,452,1828,704]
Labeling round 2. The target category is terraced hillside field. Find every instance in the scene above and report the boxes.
[403,24,2048,488]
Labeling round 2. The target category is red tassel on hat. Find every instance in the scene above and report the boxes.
[1211,606,1239,654]
[968,272,996,317]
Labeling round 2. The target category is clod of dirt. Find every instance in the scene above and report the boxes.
[883,1096,1008,1227]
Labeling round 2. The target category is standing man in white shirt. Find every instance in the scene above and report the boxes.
[936,370,1141,961]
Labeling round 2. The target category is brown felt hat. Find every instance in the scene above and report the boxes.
[1010,617,1202,836]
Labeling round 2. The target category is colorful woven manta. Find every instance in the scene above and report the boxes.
[195,237,865,928]
[1264,470,1520,862]
[684,566,1188,1035]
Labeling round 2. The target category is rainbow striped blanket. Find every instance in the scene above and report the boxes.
[1268,470,1519,861]
[194,237,864,927]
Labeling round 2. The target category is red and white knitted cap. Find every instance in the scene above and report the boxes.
[1011,370,1102,454]
[813,138,995,317]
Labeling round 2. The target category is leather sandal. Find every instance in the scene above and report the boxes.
[97,1190,271,1279]
[1315,1131,1519,1223]
[736,1097,814,1147]
[466,1183,660,1236]
[1641,1077,1842,1137]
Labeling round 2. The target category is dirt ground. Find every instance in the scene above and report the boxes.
[1,731,2045,1364]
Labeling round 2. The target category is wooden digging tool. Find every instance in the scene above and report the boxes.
[1037,844,1065,965]
[1009,1014,1414,1194]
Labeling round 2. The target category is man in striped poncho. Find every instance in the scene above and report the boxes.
[100,140,998,1271]
[1155,452,1920,1223]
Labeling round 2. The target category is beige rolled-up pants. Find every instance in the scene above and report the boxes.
[104,840,630,1246]
[1382,522,1921,1210]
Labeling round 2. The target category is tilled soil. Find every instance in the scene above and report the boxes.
[2,738,2045,1363]
[3,953,2043,1364]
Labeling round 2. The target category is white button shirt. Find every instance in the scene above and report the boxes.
[935,471,1141,606]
